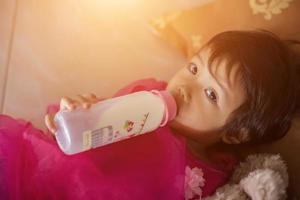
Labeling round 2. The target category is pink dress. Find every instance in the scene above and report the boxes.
[0,78,237,200]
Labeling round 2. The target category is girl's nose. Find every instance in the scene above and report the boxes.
[177,85,191,103]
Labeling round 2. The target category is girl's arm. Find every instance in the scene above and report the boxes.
[44,78,167,136]
[45,93,103,135]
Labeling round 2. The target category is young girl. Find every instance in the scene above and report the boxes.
[1,30,300,200]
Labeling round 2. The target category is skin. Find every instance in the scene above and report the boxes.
[45,47,248,162]
[45,94,100,134]
[166,48,247,146]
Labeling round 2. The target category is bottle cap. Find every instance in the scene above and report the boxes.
[151,90,177,127]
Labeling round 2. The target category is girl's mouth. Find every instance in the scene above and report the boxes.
[177,86,190,103]
[168,86,190,115]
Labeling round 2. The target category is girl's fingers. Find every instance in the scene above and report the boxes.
[82,93,99,103]
[79,93,99,109]
[60,93,99,111]
[60,97,77,111]
[77,94,91,109]
[45,114,57,135]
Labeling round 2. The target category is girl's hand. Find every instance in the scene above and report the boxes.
[45,93,100,136]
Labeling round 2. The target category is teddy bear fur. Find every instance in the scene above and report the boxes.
[204,154,288,200]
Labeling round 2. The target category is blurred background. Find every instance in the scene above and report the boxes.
[1,0,214,129]
[1,0,300,197]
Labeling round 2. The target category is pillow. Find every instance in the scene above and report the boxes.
[150,0,300,58]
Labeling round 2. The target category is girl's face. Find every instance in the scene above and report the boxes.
[167,48,246,141]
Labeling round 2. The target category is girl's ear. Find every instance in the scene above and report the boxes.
[221,128,251,144]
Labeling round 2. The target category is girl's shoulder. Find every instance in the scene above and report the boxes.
[186,146,238,176]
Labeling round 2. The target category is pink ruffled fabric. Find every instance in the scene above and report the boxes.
[185,166,205,199]
[0,78,235,199]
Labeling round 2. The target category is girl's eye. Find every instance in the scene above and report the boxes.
[187,63,198,75]
[204,88,218,103]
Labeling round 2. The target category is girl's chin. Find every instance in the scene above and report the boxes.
[169,118,220,141]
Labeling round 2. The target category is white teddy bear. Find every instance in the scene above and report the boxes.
[204,154,288,200]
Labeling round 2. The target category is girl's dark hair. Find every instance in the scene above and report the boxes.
[202,30,300,144]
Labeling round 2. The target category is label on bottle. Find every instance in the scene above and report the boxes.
[82,130,92,150]
[82,112,152,149]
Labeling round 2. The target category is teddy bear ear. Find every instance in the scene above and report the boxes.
[221,128,251,144]
[240,169,287,200]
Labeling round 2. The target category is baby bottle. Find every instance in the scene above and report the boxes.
[54,90,177,155]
